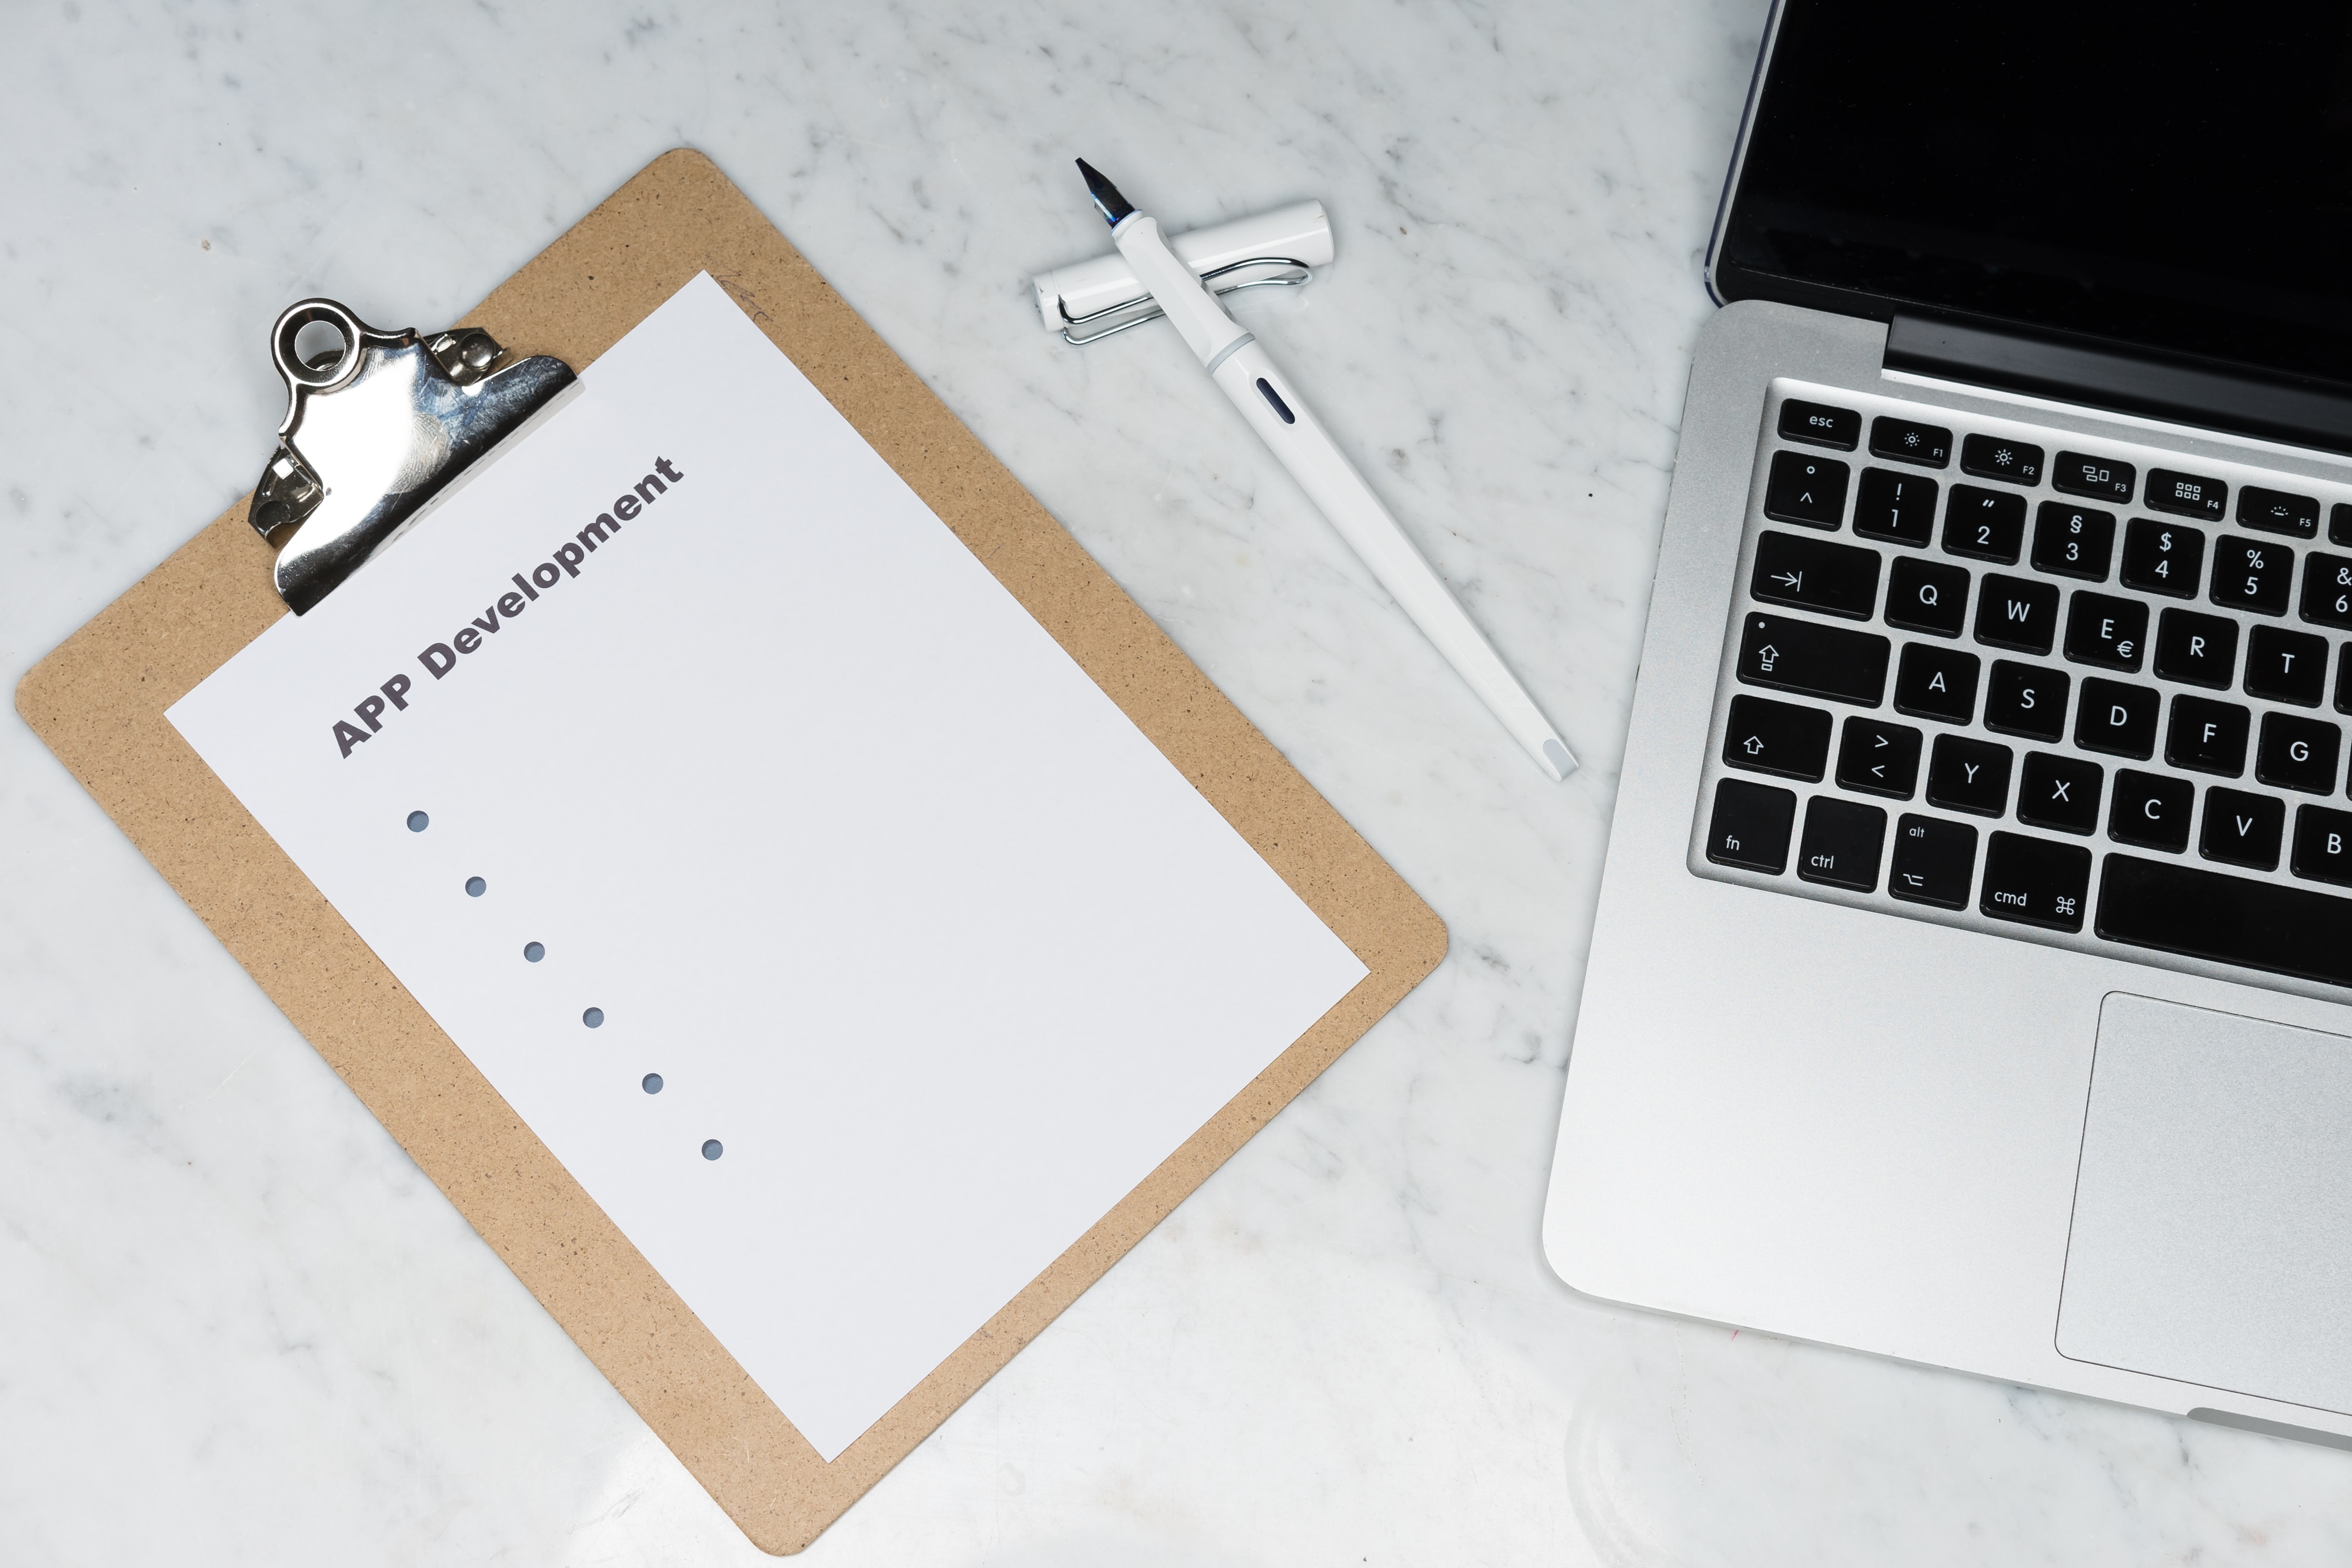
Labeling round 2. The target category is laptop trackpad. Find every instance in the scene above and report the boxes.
[2057,993,2352,1413]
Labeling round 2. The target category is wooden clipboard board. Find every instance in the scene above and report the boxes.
[14,149,1446,1553]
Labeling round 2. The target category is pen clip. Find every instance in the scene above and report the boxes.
[1058,256,1313,346]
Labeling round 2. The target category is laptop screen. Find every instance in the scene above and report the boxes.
[1716,1,2352,386]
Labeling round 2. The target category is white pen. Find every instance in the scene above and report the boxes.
[1076,159,1576,783]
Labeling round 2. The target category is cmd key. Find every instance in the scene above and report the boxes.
[1980,831,2093,931]
[1737,613,1890,706]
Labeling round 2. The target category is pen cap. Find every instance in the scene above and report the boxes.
[1033,199,1332,331]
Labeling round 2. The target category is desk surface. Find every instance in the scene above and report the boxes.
[6,2,2350,1563]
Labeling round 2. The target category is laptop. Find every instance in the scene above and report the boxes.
[1545,1,2352,1449]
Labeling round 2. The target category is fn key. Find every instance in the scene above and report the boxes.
[1704,778,1796,874]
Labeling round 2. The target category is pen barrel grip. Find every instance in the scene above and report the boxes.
[1209,342,1574,779]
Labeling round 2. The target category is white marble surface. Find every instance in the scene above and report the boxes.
[5,2,2351,1562]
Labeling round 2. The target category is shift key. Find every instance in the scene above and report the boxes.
[1737,612,1891,707]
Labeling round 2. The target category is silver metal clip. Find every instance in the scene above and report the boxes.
[1056,256,1314,346]
[249,299,576,613]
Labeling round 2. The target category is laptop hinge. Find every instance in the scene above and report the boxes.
[1884,313,2352,459]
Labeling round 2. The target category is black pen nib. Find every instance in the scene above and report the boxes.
[1075,159,1135,227]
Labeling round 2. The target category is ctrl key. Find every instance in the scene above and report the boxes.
[1979,830,2093,931]
[1890,813,1978,909]
[1704,778,1797,874]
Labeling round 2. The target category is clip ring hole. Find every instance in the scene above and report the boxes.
[275,302,363,389]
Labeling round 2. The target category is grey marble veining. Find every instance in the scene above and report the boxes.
[5,1,2351,1562]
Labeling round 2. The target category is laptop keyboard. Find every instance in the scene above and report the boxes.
[1693,381,2352,995]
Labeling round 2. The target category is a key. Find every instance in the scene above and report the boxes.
[2109,769,2194,852]
[1763,450,1849,529]
[1943,485,2026,563]
[2119,518,2204,599]
[2298,551,2352,630]
[1883,556,1969,636]
[2166,695,2251,776]
[1834,716,1923,799]
[1797,797,1887,892]
[2063,591,2147,672]
[1750,531,1881,619]
[1704,778,1796,873]
[1853,468,1938,548]
[2075,677,2160,759]
[1983,659,2068,742]
[1736,614,1890,706]
[1924,733,2013,816]
[2291,804,2352,886]
[2200,786,2285,871]
[1870,415,1952,468]
[1778,399,1860,450]
[2016,752,2103,835]
[1959,433,2043,486]
[2256,712,2340,794]
[2100,855,2352,984]
[2240,485,2319,538]
[1893,642,1980,723]
[1980,831,2093,930]
[2030,502,2116,581]
[1889,813,1978,909]
[2053,451,2135,503]
[2210,535,2294,615]
[2244,624,2327,706]
[2153,607,2238,688]
[1722,694,1833,781]
[1971,573,2058,653]
[2145,468,2227,521]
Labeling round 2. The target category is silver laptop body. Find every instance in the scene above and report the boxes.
[1545,3,2352,1449]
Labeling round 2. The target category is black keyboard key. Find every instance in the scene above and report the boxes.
[1797,797,1887,892]
[2200,786,2285,871]
[1751,531,1881,619]
[1983,659,2069,742]
[2145,468,2227,521]
[1723,694,1833,780]
[1884,556,1970,636]
[1836,716,1924,799]
[1959,433,2044,486]
[1853,468,1938,547]
[2244,624,2327,706]
[2099,853,2352,984]
[1973,573,2059,654]
[1890,813,1978,908]
[2302,552,2352,630]
[1870,415,1953,468]
[2110,769,2194,852]
[2119,518,2204,599]
[1926,733,2013,816]
[1894,643,1980,723]
[2030,502,2116,581]
[2240,485,2320,538]
[2166,695,2251,776]
[1981,831,2092,930]
[2335,503,2352,549]
[2076,677,2160,759]
[2293,804,2352,886]
[1763,450,1849,529]
[1779,399,1860,450]
[2063,591,2147,672]
[1705,778,1796,873]
[2017,751,2104,835]
[1943,485,2027,563]
[2211,535,2294,615]
[2340,645,2352,716]
[2053,451,2135,503]
[1737,613,1890,706]
[2257,712,2341,794]
[2153,608,2238,688]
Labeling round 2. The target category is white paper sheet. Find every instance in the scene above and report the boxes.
[168,273,1368,1461]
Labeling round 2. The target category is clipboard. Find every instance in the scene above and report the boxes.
[14,149,1446,1553]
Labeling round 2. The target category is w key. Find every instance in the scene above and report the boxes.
[1750,531,1881,619]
